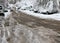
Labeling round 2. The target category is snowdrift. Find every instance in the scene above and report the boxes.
[15,0,58,14]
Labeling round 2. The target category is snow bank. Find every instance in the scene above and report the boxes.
[8,4,14,9]
[4,10,12,19]
[15,0,37,10]
[4,4,14,19]
[8,1,60,21]
[19,10,60,21]
[15,0,36,7]
[15,0,56,13]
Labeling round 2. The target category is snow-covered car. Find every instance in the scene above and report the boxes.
[40,1,58,14]
[20,6,33,10]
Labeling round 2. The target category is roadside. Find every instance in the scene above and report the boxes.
[12,11,60,33]
[18,10,60,21]
[4,10,60,43]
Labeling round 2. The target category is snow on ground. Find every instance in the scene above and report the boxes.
[15,0,36,7]
[15,0,38,11]
[14,1,60,21]
[4,10,12,19]
[6,1,60,21]
[4,4,14,19]
[4,24,59,43]
[8,4,14,9]
[19,10,60,21]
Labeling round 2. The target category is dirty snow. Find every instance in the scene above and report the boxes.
[19,10,60,21]
[4,24,60,43]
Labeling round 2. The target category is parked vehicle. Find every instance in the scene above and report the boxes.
[40,1,57,14]
[0,0,8,16]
